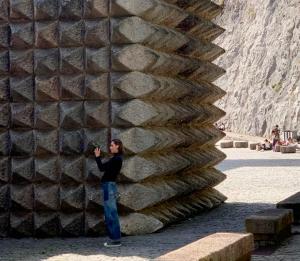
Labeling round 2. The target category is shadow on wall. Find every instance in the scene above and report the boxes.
[0,202,273,260]
[217,159,300,172]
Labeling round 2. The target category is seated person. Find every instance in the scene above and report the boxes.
[257,139,272,151]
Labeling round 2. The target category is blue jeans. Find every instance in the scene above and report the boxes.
[101,182,121,241]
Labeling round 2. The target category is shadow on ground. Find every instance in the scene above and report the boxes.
[0,202,273,261]
[218,159,300,172]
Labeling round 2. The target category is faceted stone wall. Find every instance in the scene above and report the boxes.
[0,0,226,237]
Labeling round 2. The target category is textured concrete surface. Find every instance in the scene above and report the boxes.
[0,147,300,260]
[0,0,226,237]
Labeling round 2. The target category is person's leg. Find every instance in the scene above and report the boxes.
[103,182,121,244]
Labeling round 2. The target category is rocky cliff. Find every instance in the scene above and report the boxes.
[212,0,300,136]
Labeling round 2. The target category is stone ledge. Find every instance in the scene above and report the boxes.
[156,232,254,261]
[249,143,259,150]
[280,146,296,153]
[234,141,249,148]
[220,141,233,148]
[245,209,293,245]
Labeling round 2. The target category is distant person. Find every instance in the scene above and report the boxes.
[94,139,124,247]
[271,125,280,151]
[219,122,225,131]
[257,139,272,151]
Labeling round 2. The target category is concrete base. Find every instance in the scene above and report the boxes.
[245,209,293,246]
[277,192,300,224]
[220,141,233,148]
[249,143,259,150]
[234,141,249,148]
[157,232,254,261]
[281,146,296,153]
[275,145,281,152]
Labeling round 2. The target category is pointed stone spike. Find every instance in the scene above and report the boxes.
[85,184,103,210]
[34,0,59,20]
[86,47,109,74]
[60,156,84,184]
[10,130,34,156]
[85,211,106,236]
[60,130,83,155]
[120,213,163,235]
[84,101,110,128]
[112,44,225,81]
[61,75,85,100]
[11,158,34,183]
[34,212,60,237]
[85,20,109,47]
[35,76,60,101]
[34,184,59,211]
[35,21,58,48]
[85,74,109,100]
[35,102,59,129]
[164,0,223,20]
[35,130,58,155]
[111,16,188,51]
[60,21,84,47]
[10,76,34,102]
[10,212,33,237]
[10,0,33,20]
[10,50,33,75]
[120,153,190,182]
[11,103,34,128]
[35,157,59,183]
[111,0,188,27]
[60,0,82,20]
[11,184,33,210]
[60,101,83,129]
[10,22,33,48]
[60,48,84,74]
[35,49,59,75]
[60,212,84,236]
[84,0,108,18]
[61,185,84,211]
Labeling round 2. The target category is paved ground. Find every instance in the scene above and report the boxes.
[1,147,300,261]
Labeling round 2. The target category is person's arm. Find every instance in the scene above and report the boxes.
[95,156,112,172]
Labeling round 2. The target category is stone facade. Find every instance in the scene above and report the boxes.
[0,0,226,237]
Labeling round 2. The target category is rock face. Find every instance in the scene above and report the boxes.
[0,0,226,237]
[213,0,300,136]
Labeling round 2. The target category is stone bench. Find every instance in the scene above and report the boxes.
[220,141,233,148]
[157,232,254,261]
[280,146,296,153]
[274,144,281,152]
[245,209,293,246]
[234,141,249,148]
[249,143,259,150]
[277,192,300,224]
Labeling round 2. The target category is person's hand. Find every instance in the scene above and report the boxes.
[94,147,101,157]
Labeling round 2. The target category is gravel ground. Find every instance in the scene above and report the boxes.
[0,147,300,261]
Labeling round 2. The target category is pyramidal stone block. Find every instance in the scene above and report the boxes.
[35,21,59,48]
[0,0,226,237]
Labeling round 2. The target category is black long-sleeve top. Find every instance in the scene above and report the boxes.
[95,153,123,182]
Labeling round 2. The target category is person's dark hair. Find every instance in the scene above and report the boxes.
[111,139,124,155]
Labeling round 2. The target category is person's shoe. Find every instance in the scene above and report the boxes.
[104,241,122,247]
